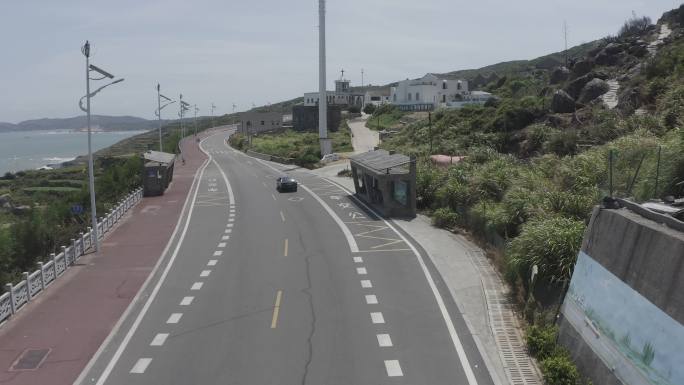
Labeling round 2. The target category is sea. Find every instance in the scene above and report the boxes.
[0,130,147,175]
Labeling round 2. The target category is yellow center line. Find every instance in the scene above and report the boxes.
[284,238,288,257]
[270,290,283,329]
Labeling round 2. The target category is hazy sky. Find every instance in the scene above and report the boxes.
[0,0,677,123]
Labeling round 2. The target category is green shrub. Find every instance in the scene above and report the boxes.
[229,133,248,150]
[432,207,459,228]
[545,130,578,156]
[363,103,377,114]
[508,216,585,283]
[618,13,651,37]
[347,105,361,114]
[527,324,559,360]
[541,353,580,385]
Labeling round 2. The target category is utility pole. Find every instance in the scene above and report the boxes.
[428,111,433,154]
[211,103,216,128]
[318,0,331,156]
[361,68,364,88]
[563,20,569,68]
[232,103,236,113]
[157,84,163,151]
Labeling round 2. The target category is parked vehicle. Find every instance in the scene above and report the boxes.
[321,153,340,163]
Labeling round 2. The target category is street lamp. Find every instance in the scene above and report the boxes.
[194,105,199,136]
[79,40,124,252]
[155,84,176,152]
[211,103,216,128]
[178,95,190,160]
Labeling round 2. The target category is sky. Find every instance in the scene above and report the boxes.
[0,0,678,123]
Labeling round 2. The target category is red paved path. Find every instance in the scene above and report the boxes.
[0,132,218,385]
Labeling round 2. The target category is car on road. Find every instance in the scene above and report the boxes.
[276,176,298,192]
[321,153,340,163]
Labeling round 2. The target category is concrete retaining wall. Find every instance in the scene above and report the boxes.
[558,205,684,385]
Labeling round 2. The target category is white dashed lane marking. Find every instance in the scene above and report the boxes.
[356,267,367,275]
[130,358,152,374]
[208,260,218,266]
[377,334,393,347]
[226,224,234,228]
[200,270,211,277]
[180,296,194,306]
[218,242,227,248]
[213,250,223,256]
[361,280,372,288]
[384,360,403,377]
[370,312,385,324]
[353,256,363,263]
[150,333,169,346]
[167,313,183,324]
[365,294,378,304]
[191,282,203,291]
[225,229,231,234]
[221,235,230,240]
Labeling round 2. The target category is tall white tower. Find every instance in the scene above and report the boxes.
[318,0,331,155]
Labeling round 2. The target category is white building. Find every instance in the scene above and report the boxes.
[445,90,495,108]
[303,75,364,108]
[363,89,391,107]
[390,74,469,111]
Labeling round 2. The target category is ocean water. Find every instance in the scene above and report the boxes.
[0,130,147,175]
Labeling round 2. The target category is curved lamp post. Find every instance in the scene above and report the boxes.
[79,40,125,252]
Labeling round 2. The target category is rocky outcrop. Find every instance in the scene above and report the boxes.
[578,78,610,104]
[550,66,571,84]
[565,71,609,99]
[551,90,576,113]
[571,59,593,77]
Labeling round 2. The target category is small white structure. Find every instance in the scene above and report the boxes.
[390,73,470,111]
[445,91,495,108]
[304,71,364,108]
[363,89,391,107]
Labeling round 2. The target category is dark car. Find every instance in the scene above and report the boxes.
[276,176,298,192]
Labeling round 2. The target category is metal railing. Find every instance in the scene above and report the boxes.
[0,187,144,324]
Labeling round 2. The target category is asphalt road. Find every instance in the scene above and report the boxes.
[79,130,495,385]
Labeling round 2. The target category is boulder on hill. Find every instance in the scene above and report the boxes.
[594,50,620,66]
[550,66,571,84]
[604,43,625,55]
[551,90,576,113]
[565,71,609,99]
[578,78,610,104]
[571,59,593,77]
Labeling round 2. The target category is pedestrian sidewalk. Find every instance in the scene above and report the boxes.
[312,162,542,385]
[0,132,214,385]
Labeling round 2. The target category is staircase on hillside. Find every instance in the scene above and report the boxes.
[647,23,672,56]
[601,79,620,109]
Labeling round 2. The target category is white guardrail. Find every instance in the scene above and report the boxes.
[0,187,143,324]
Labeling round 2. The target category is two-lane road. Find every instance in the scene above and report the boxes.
[79,131,495,385]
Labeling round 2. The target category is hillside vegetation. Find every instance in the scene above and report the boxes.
[377,7,684,384]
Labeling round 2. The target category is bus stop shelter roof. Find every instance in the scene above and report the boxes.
[350,150,411,175]
[143,150,175,165]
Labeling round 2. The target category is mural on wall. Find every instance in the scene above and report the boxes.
[562,252,684,385]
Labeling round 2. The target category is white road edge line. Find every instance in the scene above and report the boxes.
[324,177,479,385]
[78,136,213,385]
[252,158,359,253]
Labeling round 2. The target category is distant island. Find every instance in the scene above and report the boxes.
[0,115,173,133]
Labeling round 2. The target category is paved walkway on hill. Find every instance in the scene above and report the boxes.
[348,115,379,154]
[0,130,220,385]
[310,161,542,385]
